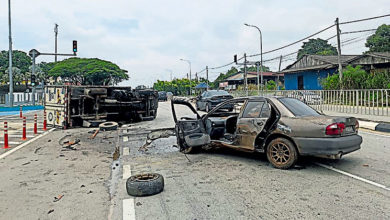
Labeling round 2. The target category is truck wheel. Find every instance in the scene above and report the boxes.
[126,173,164,197]
[99,122,118,131]
[266,137,298,169]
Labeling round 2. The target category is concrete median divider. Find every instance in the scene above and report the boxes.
[359,120,390,133]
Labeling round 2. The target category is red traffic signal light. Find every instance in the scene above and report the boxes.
[234,54,237,63]
[73,40,77,53]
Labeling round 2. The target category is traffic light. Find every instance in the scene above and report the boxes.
[73,40,77,53]
[234,54,237,63]
[31,75,36,86]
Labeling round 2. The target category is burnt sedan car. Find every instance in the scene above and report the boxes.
[172,97,362,169]
[195,90,233,112]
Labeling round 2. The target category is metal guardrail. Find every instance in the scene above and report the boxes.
[231,89,390,116]
[0,92,44,106]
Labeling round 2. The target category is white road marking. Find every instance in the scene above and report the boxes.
[0,141,21,145]
[7,135,34,138]
[358,120,379,130]
[123,147,129,156]
[123,199,136,220]
[123,136,129,142]
[123,129,128,134]
[123,164,131,179]
[315,162,390,191]
[0,128,55,159]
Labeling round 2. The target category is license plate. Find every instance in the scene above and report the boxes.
[345,126,354,133]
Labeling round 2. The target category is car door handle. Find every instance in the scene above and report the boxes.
[256,121,264,126]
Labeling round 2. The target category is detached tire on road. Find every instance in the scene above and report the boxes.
[126,173,164,197]
[99,121,118,131]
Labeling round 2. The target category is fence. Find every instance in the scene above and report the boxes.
[0,92,44,106]
[231,89,390,116]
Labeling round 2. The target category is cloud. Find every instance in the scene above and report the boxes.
[0,0,389,86]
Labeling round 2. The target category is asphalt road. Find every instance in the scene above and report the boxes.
[0,101,389,220]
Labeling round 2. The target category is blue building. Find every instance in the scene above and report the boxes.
[283,55,357,90]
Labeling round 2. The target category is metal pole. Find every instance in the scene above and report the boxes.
[336,18,343,82]
[256,62,260,94]
[8,0,14,107]
[244,23,263,90]
[32,51,36,105]
[244,53,248,96]
[54,24,58,62]
[206,66,209,91]
[278,55,282,90]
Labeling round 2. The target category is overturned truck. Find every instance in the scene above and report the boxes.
[45,85,158,129]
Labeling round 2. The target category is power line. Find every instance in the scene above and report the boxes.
[248,24,336,57]
[340,14,390,25]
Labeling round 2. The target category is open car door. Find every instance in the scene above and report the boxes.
[171,99,210,151]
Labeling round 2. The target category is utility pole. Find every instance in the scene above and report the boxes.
[278,55,283,90]
[336,18,343,82]
[8,0,13,107]
[256,62,260,94]
[206,66,209,91]
[54,24,58,62]
[244,53,248,97]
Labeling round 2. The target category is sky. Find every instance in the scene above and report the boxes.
[0,0,389,87]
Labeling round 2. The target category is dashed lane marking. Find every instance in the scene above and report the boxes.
[315,162,390,191]
[123,147,129,156]
[123,165,131,179]
[123,199,135,220]
[123,164,135,220]
[7,135,34,138]
[0,128,55,160]
[123,136,129,142]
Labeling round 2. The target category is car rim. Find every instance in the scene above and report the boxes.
[270,142,290,165]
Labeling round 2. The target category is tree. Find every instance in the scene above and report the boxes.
[365,24,390,52]
[297,38,337,59]
[48,58,128,85]
[0,50,32,84]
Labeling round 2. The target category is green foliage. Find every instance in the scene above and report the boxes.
[321,65,390,89]
[365,24,390,52]
[297,38,337,60]
[48,58,128,85]
[266,80,277,90]
[0,50,32,84]
[153,78,198,96]
[240,65,270,72]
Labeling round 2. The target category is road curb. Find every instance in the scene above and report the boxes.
[359,120,390,133]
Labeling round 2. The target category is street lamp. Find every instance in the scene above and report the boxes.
[180,58,192,95]
[8,0,14,106]
[244,23,263,94]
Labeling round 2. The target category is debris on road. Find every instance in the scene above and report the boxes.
[53,195,64,202]
[139,128,175,152]
[22,162,31,166]
[89,129,99,139]
[47,209,54,214]
[34,147,42,154]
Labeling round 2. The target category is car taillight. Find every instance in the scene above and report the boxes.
[326,123,345,135]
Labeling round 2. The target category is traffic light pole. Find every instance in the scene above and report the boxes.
[29,48,77,105]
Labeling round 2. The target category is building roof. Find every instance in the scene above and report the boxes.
[225,71,282,81]
[283,53,390,74]
[195,82,209,89]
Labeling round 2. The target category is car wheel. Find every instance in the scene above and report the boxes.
[205,103,211,112]
[266,137,298,169]
[126,173,164,196]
